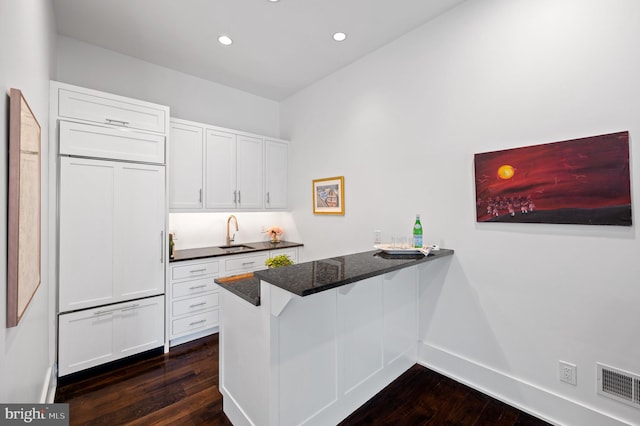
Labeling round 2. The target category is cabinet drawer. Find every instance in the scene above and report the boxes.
[172,260,219,280]
[172,277,219,298]
[172,293,219,316]
[58,295,164,376]
[172,309,219,336]
[60,121,165,164]
[58,87,167,133]
[225,253,269,274]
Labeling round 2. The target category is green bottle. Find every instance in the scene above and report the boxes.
[413,214,423,248]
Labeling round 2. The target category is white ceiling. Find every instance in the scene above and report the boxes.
[52,0,466,101]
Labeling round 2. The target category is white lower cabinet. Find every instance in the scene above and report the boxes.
[168,247,299,346]
[169,259,221,346]
[58,295,164,376]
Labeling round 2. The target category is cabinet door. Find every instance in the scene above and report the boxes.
[57,87,167,133]
[115,164,166,300]
[205,129,236,209]
[265,140,288,209]
[59,157,116,312]
[236,135,264,209]
[169,121,203,210]
[58,308,115,376]
[115,296,165,358]
[60,121,165,164]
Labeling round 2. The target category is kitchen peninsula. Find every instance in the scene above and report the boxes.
[217,248,454,426]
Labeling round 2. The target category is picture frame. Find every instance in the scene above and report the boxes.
[312,176,345,215]
[7,88,41,327]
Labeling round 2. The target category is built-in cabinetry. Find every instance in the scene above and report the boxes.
[169,118,288,212]
[168,247,299,346]
[264,139,288,209]
[52,81,169,376]
[168,120,203,209]
[58,295,165,376]
[168,259,221,345]
[58,157,165,312]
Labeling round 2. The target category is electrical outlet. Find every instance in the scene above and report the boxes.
[559,361,577,385]
[374,230,382,244]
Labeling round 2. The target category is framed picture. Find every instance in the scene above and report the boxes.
[312,176,345,215]
[474,131,631,226]
[7,88,41,327]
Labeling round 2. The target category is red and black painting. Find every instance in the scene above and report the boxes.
[474,131,632,225]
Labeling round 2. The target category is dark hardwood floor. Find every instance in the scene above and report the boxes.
[55,334,552,425]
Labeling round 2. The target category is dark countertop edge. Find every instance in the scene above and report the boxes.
[254,248,454,298]
[215,277,261,306]
[171,241,304,262]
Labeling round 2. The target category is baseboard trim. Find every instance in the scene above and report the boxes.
[41,364,57,403]
[418,342,632,426]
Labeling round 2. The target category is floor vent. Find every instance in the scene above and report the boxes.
[597,363,640,409]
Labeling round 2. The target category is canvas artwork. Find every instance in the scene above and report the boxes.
[7,88,42,327]
[474,131,632,226]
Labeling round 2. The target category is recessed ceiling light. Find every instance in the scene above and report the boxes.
[332,32,347,42]
[218,35,233,46]
[268,0,280,2]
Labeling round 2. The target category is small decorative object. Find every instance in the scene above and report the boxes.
[474,131,631,226]
[169,233,175,259]
[313,176,345,215]
[266,225,283,243]
[265,254,294,268]
[7,88,42,327]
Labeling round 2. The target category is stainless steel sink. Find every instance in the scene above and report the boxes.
[218,244,254,253]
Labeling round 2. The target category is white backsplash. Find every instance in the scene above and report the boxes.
[169,211,300,250]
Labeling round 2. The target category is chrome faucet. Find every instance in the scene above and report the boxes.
[226,215,239,246]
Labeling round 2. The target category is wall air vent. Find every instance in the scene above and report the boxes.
[597,363,640,409]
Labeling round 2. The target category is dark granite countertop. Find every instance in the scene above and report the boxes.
[215,273,261,306]
[171,241,303,262]
[217,248,454,306]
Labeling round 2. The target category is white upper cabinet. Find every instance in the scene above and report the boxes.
[264,139,289,209]
[236,134,264,209]
[169,120,204,209]
[59,120,165,164]
[205,129,238,209]
[205,130,263,210]
[168,118,288,212]
[57,86,167,133]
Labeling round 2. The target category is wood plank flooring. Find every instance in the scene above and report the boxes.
[55,334,552,425]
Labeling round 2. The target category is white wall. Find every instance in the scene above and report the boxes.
[281,1,640,425]
[56,36,280,138]
[0,0,56,403]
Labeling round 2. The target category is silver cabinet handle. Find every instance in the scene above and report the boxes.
[189,284,207,290]
[160,231,164,263]
[94,303,139,315]
[189,268,207,273]
[242,261,255,266]
[199,188,202,203]
[105,118,129,127]
[238,190,241,204]
[233,190,237,204]
[189,302,207,308]
[189,319,207,326]
[266,192,270,204]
